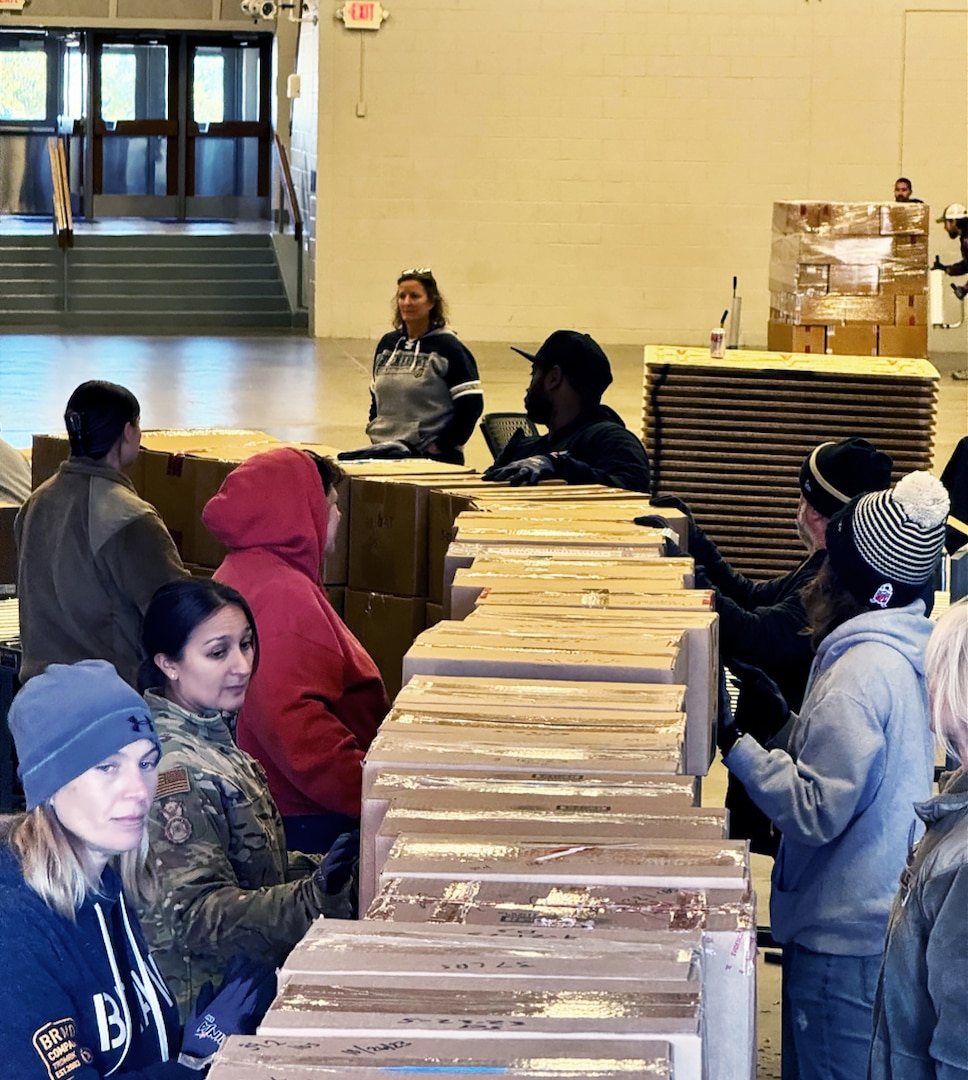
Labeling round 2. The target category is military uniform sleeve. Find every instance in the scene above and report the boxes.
[104,513,189,614]
[146,759,329,971]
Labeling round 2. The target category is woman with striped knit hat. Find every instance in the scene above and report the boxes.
[719,470,950,1080]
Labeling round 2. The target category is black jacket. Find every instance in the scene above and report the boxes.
[690,524,825,856]
[495,404,651,492]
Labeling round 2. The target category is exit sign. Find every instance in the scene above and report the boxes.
[337,1,387,30]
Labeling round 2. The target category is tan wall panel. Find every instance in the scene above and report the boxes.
[313,0,966,347]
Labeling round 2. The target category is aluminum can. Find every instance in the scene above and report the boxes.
[709,327,726,358]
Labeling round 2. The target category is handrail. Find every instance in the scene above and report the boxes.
[272,130,304,311]
[46,137,73,248]
[272,131,302,244]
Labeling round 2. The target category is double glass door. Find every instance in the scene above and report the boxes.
[0,28,272,221]
[92,32,271,219]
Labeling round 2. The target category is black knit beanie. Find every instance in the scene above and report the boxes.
[825,471,949,609]
[799,438,894,519]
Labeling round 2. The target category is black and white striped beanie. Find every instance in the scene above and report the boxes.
[825,471,949,609]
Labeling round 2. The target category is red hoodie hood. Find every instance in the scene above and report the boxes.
[202,447,328,580]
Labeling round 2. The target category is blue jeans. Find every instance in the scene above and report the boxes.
[781,943,881,1080]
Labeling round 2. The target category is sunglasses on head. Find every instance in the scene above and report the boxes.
[399,267,434,279]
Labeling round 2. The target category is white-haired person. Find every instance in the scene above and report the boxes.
[869,597,968,1079]
[718,471,950,1080]
[0,660,272,1078]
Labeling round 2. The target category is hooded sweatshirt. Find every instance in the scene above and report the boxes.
[492,404,651,492]
[725,600,934,955]
[0,843,189,1079]
[201,447,389,820]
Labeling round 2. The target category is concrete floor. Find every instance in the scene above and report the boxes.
[1,330,965,1078]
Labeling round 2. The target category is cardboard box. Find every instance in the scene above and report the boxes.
[772,200,832,234]
[343,590,427,699]
[381,833,748,891]
[824,324,878,356]
[425,602,444,628]
[368,879,756,1080]
[827,264,879,294]
[772,291,894,325]
[212,1034,674,1078]
[366,804,727,912]
[362,770,700,865]
[767,322,826,354]
[880,203,929,235]
[474,586,713,614]
[258,980,703,1079]
[878,323,929,359]
[401,622,687,695]
[894,293,928,327]
[325,585,345,620]
[880,271,929,297]
[449,561,695,621]
[465,607,718,775]
[828,201,881,237]
[30,434,72,491]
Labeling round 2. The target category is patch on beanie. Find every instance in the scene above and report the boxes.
[894,471,949,528]
[870,582,894,608]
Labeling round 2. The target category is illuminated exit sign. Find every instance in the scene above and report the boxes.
[337,1,388,30]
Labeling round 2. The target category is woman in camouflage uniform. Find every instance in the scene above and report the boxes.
[135,578,355,1021]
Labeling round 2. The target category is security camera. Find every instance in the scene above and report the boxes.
[241,0,277,18]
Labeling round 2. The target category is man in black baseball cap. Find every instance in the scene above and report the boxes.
[480,329,651,491]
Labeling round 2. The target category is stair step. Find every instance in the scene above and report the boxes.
[69,295,291,314]
[70,279,286,298]
[68,263,281,282]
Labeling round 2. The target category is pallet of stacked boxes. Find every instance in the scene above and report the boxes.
[767,200,929,357]
[643,345,937,578]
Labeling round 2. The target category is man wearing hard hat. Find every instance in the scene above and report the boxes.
[937,203,968,301]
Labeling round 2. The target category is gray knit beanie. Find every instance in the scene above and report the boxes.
[9,660,159,810]
[825,471,949,609]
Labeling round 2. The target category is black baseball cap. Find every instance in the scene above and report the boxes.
[511,330,613,399]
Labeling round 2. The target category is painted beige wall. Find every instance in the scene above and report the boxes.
[313,0,967,348]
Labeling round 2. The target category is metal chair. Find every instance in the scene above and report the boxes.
[479,412,539,460]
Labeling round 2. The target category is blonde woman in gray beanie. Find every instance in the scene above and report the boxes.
[718,471,950,1080]
[0,659,273,1077]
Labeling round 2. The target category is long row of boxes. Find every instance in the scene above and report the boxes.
[643,346,938,579]
[767,200,930,357]
[219,487,757,1080]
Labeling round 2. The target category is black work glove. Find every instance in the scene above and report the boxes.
[933,254,946,271]
[727,658,790,739]
[633,514,683,557]
[314,828,359,895]
[649,493,695,527]
[481,455,557,485]
[952,282,968,301]
[715,661,742,757]
[180,956,277,1063]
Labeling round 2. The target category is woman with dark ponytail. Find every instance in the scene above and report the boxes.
[15,380,186,686]
[134,577,355,1022]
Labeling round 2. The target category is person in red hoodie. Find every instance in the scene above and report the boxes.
[201,447,389,855]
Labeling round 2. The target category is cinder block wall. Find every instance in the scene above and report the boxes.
[311,0,967,348]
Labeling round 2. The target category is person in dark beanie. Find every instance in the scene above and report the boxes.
[651,437,894,854]
[481,330,651,491]
[719,471,949,1080]
[0,659,275,1077]
[15,380,186,686]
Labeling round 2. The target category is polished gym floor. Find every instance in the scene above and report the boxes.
[1,329,965,1079]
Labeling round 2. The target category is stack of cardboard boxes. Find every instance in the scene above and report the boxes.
[222,491,757,1080]
[768,200,930,358]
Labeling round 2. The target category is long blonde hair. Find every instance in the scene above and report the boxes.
[9,805,153,921]
[925,597,968,762]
